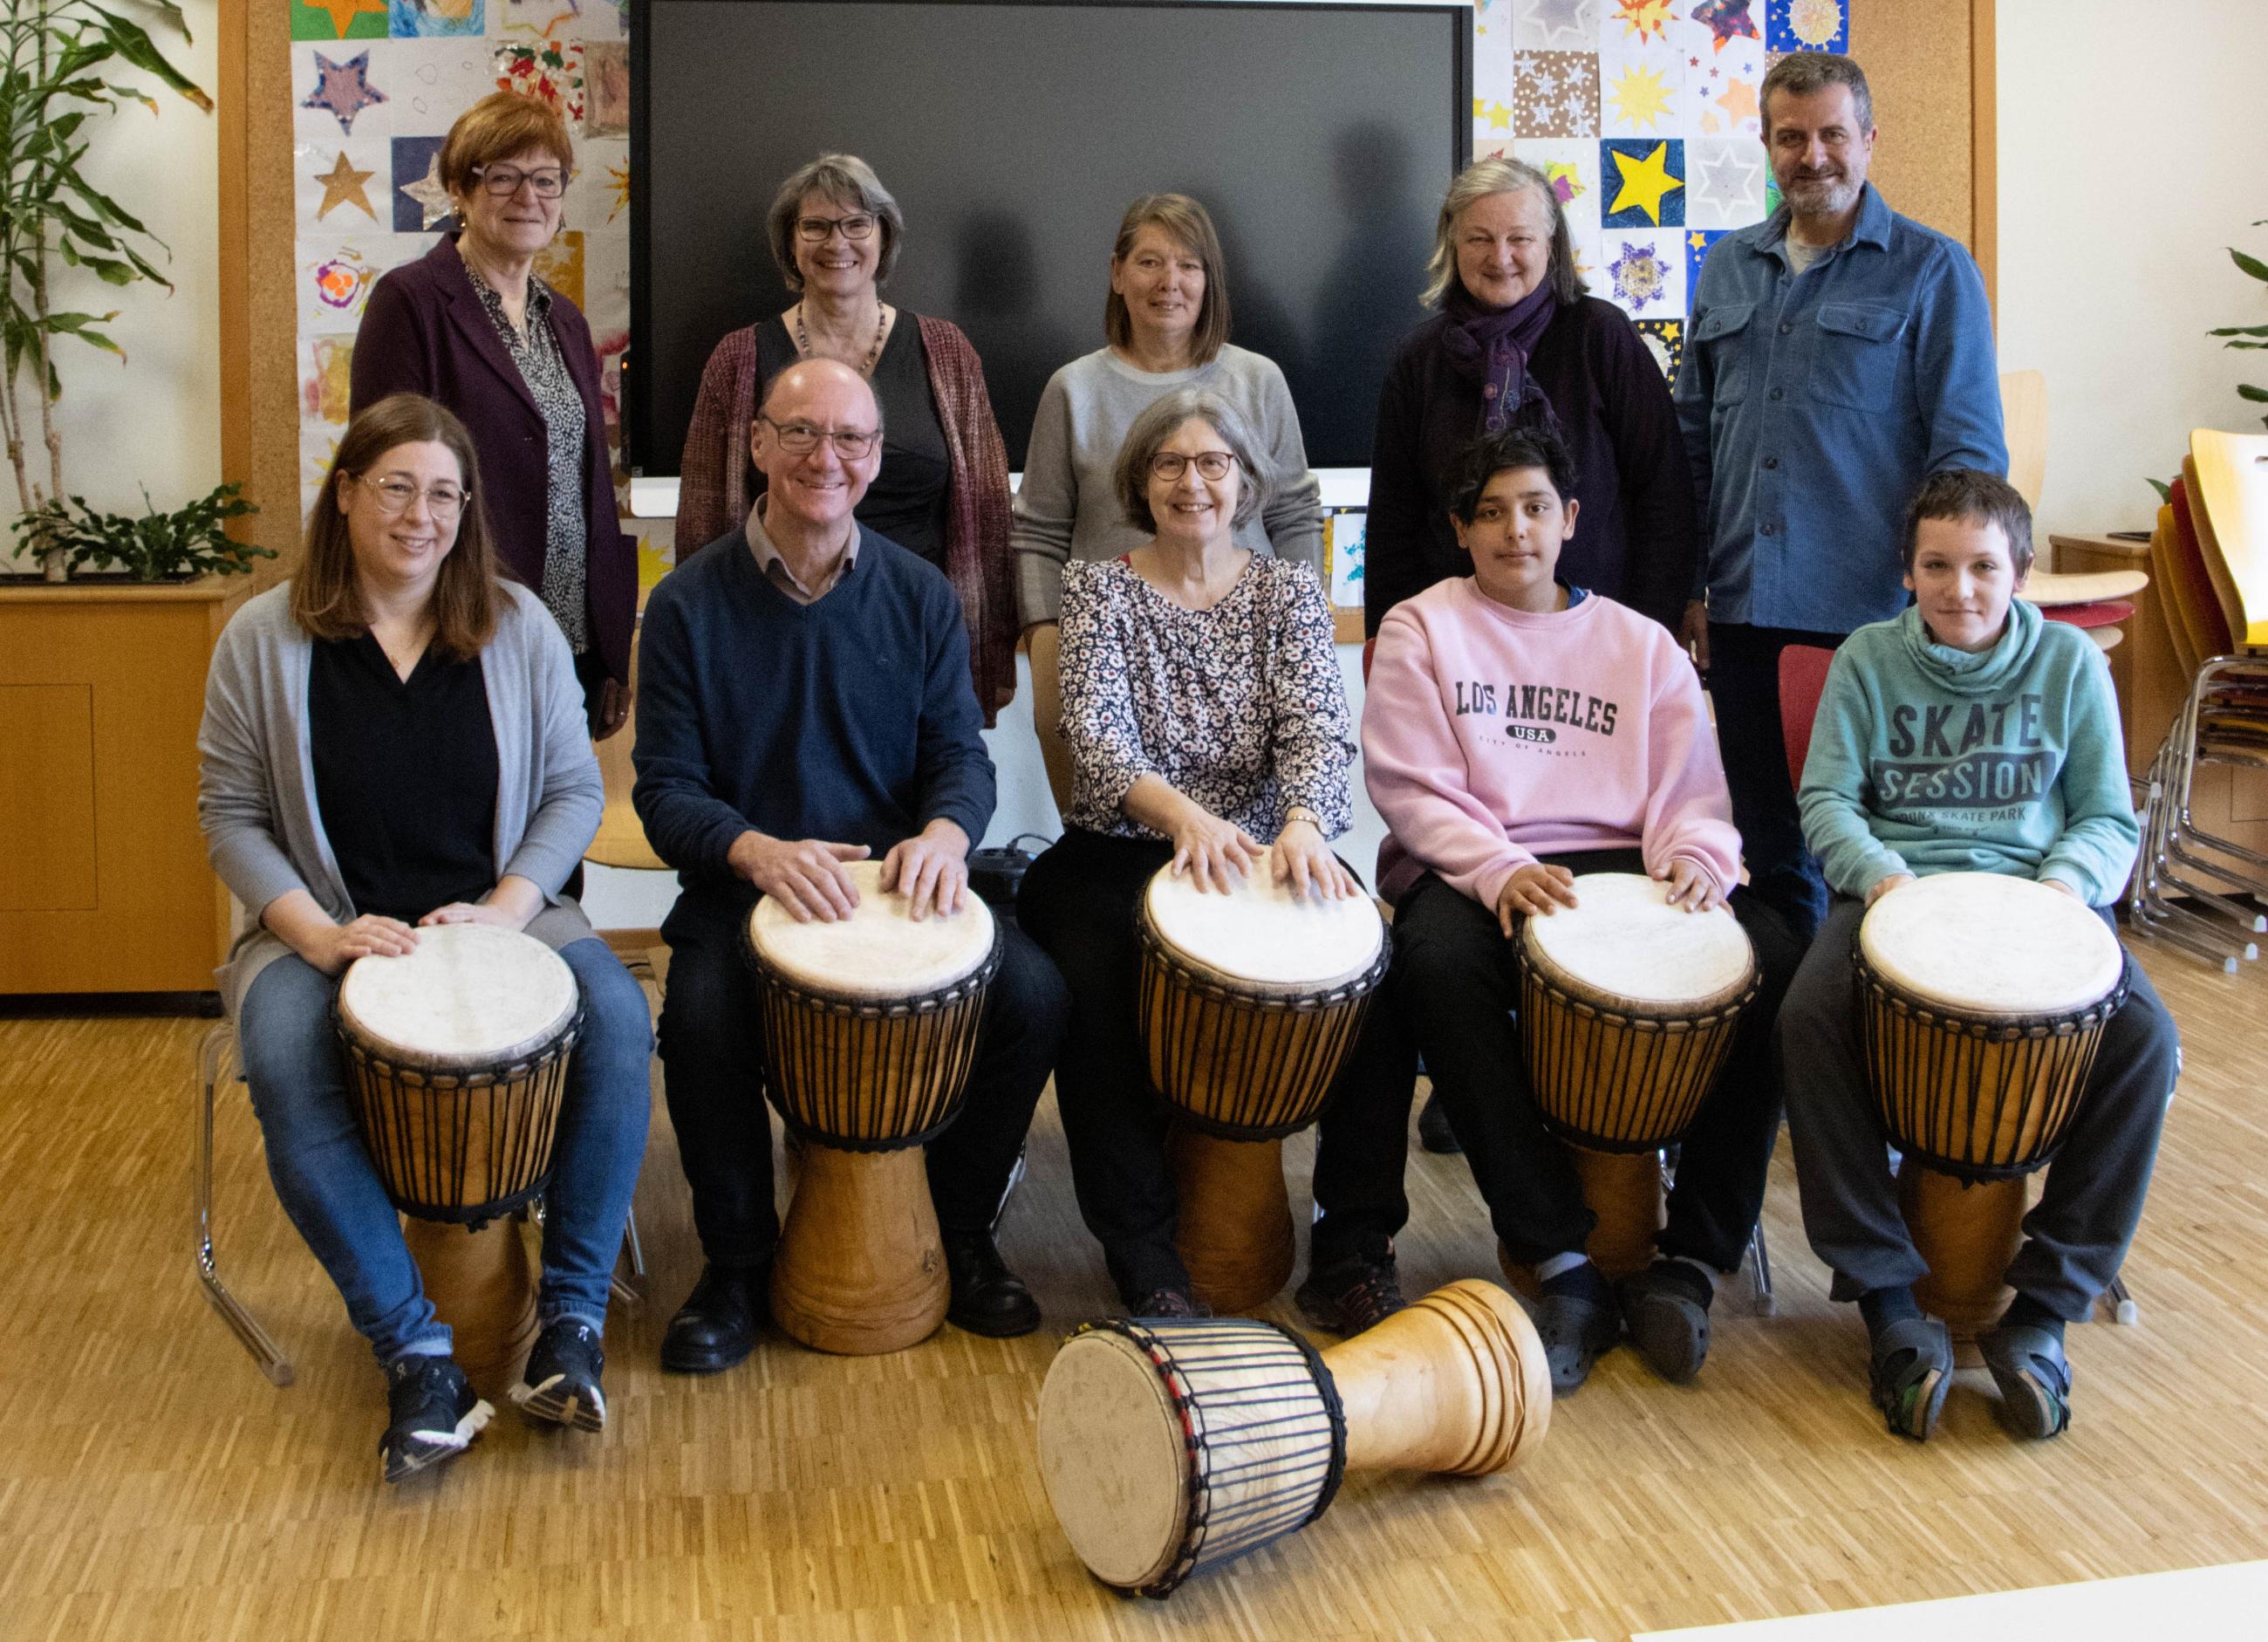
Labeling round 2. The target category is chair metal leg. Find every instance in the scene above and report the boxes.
[195,1023,295,1387]
[1747,1223,1775,1316]
[2106,1274,2140,1327]
[622,1202,646,1280]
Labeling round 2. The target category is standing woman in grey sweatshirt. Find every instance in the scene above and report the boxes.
[1014,193,1325,808]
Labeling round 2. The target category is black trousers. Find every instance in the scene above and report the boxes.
[1386,851,1800,1270]
[1781,897,2180,1321]
[1706,620,1847,941]
[1019,828,1412,1303]
[655,889,1069,1269]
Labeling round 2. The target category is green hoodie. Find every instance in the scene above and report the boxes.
[1797,599,2138,905]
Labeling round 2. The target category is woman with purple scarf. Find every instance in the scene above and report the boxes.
[1358,155,1701,1156]
[1363,157,1697,640]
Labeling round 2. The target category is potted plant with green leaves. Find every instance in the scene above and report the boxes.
[0,1,263,582]
[2148,218,2268,504]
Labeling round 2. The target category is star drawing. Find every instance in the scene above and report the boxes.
[1479,98,1514,133]
[303,51,386,135]
[314,150,375,220]
[1612,0,1675,44]
[1517,0,1594,48]
[1609,141,1684,224]
[1608,62,1675,131]
[606,161,631,222]
[1717,76,1760,128]
[1693,147,1762,216]
[1609,241,1670,311]
[1543,161,1586,206]
[1690,0,1760,50]
[399,154,455,229]
[304,0,386,36]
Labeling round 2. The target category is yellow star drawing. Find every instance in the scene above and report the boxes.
[1609,63,1675,131]
[1717,77,1760,129]
[606,161,631,223]
[303,0,385,37]
[1609,140,1684,225]
[315,150,375,221]
[1612,0,1675,44]
[1476,98,1514,133]
[1543,161,1586,204]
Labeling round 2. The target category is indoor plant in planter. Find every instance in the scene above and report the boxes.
[0,2,241,582]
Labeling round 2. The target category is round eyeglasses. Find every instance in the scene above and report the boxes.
[1150,450,1238,482]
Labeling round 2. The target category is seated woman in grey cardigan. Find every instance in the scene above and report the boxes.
[1012,192,1324,809]
[196,393,651,1486]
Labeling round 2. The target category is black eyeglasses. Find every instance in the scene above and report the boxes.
[760,414,879,459]
[469,164,568,199]
[796,213,877,243]
[1150,451,1238,482]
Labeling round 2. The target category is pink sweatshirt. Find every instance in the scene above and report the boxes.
[1364,578,1741,908]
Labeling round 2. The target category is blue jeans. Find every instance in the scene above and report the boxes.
[239,936,652,1366]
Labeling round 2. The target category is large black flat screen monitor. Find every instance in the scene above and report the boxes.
[632,0,1472,475]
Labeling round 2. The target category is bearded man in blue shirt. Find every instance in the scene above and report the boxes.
[1674,51,2007,941]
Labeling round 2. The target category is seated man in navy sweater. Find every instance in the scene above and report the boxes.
[634,357,1069,1371]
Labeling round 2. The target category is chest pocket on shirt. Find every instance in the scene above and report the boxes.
[1810,302,1908,409]
[1692,301,1756,405]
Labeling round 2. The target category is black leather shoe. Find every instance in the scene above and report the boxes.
[1417,1091,1463,1154]
[943,1230,1042,1338]
[660,1262,765,1375]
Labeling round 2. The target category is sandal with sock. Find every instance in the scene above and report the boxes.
[1867,1314,1952,1440]
[1980,1318,2073,1440]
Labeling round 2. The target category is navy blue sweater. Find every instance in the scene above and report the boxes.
[632,524,995,907]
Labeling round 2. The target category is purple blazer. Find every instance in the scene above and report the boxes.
[349,236,634,685]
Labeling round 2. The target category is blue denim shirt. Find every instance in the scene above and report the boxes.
[1673,184,2005,633]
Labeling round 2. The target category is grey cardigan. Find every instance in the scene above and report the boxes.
[198,580,603,1018]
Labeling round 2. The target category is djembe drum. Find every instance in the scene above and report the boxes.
[1036,1279,1550,1597]
[1136,867,1390,1314]
[336,923,584,1387]
[745,860,1001,1355]
[1511,874,1757,1281]
[1855,872,2128,1344]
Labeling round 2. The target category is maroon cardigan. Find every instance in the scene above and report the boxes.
[673,314,1017,723]
[349,236,635,686]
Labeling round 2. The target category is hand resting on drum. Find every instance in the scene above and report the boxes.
[1124,775,1263,895]
[1653,856,1727,914]
[260,886,419,976]
[1271,818,1360,901]
[728,831,873,923]
[420,874,545,933]
[1865,872,1916,907]
[880,819,973,921]
[1494,863,1580,934]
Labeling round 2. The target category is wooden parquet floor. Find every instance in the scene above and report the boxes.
[3,935,2265,1642]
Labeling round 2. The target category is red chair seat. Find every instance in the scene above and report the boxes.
[2039,598,2135,630]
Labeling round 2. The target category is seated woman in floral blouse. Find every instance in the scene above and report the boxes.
[1019,387,1401,1321]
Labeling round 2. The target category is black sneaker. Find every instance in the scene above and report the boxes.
[660,1262,766,1375]
[1296,1253,1409,1335]
[1417,1091,1463,1154]
[943,1228,1042,1338]
[380,1355,491,1485]
[511,1318,606,1433]
[1131,1286,1212,1318]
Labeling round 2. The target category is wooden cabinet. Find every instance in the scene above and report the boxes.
[0,578,248,995]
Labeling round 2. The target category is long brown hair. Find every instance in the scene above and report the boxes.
[1103,193,1232,366]
[291,393,502,660]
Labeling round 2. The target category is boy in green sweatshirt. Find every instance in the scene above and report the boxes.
[1778,470,2179,1443]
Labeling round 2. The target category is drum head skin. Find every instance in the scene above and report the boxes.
[1143,865,1384,993]
[1036,1329,1191,1591]
[1862,872,2123,1016]
[337,923,578,1070]
[1521,872,1752,1009]
[747,859,996,998]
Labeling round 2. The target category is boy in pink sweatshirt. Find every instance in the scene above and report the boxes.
[1358,426,1799,1394]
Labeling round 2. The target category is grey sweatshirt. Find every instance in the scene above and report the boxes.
[1010,344,1326,626]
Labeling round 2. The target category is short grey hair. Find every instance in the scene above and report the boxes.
[1759,51,1875,136]
[766,153,905,291]
[1422,156,1585,310]
[1113,388,1270,535]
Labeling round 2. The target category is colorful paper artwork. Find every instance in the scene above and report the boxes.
[1684,135,1765,229]
[1514,0,1600,51]
[1326,511,1367,609]
[302,244,383,334]
[1599,47,1682,138]
[294,0,388,41]
[583,40,629,137]
[535,230,585,311]
[1601,137,1684,228]
[1635,318,1684,380]
[1766,0,1847,53]
[303,51,391,137]
[302,337,357,424]
[494,40,584,125]
[391,135,454,231]
[1608,0,1679,47]
[1602,230,1684,317]
[1690,0,1760,51]
[390,0,487,38]
[313,150,379,222]
[1685,227,1728,292]
[500,0,586,37]
[1513,51,1599,139]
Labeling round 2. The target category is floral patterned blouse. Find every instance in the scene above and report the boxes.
[1058,555,1355,842]
[468,268,590,653]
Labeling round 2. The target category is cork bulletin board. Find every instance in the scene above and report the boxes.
[217,0,1995,598]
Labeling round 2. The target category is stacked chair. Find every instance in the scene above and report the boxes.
[2125,430,2268,971]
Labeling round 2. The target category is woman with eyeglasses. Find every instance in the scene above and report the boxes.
[197,393,652,1485]
[1016,389,1365,1318]
[1015,193,1325,810]
[352,92,634,741]
[673,154,1019,723]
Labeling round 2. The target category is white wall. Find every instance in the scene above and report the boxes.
[0,2,221,570]
[1997,0,2265,545]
